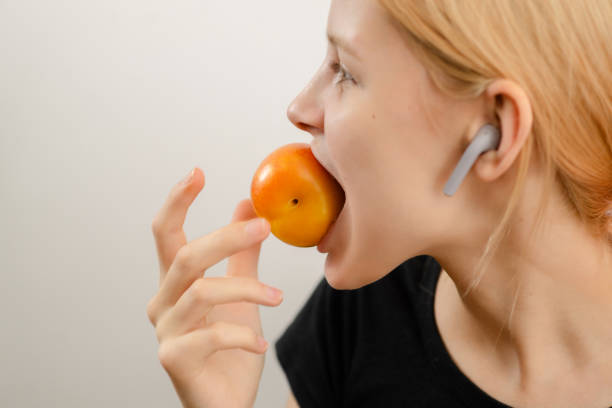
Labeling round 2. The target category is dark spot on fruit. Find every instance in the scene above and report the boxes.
[372,113,376,119]
[291,198,299,205]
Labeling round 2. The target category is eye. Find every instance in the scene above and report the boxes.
[329,61,355,86]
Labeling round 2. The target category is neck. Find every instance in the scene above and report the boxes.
[432,196,612,388]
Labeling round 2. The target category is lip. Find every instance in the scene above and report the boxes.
[317,199,347,253]
[317,218,337,253]
[309,142,343,188]
[310,141,347,253]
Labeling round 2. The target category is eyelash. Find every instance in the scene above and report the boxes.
[329,61,354,86]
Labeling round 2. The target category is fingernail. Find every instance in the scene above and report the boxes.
[245,218,267,238]
[265,286,283,300]
[181,168,195,186]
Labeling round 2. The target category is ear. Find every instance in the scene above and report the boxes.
[472,79,533,182]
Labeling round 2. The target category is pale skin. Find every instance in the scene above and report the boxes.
[289,0,612,407]
[147,169,283,408]
[148,0,612,407]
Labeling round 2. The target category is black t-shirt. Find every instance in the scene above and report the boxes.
[274,255,513,408]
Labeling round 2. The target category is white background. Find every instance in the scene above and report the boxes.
[0,1,331,406]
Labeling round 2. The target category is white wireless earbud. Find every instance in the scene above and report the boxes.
[443,124,501,196]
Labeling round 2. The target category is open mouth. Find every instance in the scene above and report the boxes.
[317,193,348,253]
[309,141,347,226]
[310,142,344,190]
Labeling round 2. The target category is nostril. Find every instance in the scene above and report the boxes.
[296,122,311,132]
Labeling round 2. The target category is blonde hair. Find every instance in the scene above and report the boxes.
[377,0,612,295]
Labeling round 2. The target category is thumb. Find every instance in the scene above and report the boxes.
[226,198,269,278]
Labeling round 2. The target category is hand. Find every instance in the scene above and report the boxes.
[146,167,283,408]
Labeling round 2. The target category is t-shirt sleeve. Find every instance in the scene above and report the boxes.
[274,276,357,407]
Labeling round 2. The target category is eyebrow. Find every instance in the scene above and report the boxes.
[326,32,361,60]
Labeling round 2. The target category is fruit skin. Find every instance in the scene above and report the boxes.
[250,143,346,247]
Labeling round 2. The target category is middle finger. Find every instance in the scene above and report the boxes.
[156,276,283,340]
[153,217,271,313]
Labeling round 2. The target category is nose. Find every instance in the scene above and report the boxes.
[286,73,325,136]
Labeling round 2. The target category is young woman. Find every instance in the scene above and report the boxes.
[147,0,612,407]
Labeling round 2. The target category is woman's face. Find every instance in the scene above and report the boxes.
[287,0,485,289]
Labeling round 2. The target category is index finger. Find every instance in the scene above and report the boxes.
[152,167,204,286]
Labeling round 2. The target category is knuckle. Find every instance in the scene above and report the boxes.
[155,326,164,343]
[174,246,193,269]
[157,342,177,371]
[208,330,222,348]
[146,298,157,326]
[236,277,263,302]
[248,328,259,346]
[228,277,254,301]
[154,311,170,343]
[255,280,269,295]
[154,319,165,342]
[231,275,252,288]
[210,227,236,250]
[151,216,163,236]
[190,278,211,302]
[208,321,229,346]
[253,280,272,301]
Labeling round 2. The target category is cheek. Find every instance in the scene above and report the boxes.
[324,100,403,226]
[324,97,380,187]
[323,90,444,229]
[325,91,430,191]
[375,82,448,190]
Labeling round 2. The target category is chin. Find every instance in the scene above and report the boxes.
[323,251,387,290]
[324,274,360,291]
[323,252,357,290]
[323,235,428,290]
